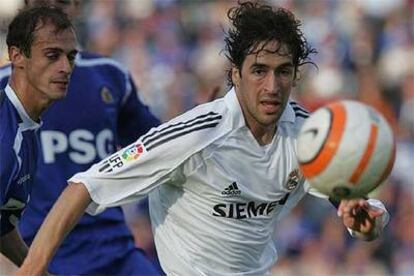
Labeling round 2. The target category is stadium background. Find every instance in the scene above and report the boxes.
[0,0,412,275]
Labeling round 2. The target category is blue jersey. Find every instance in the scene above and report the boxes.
[0,85,40,237]
[0,52,161,275]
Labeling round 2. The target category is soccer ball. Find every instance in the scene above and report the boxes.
[296,100,396,199]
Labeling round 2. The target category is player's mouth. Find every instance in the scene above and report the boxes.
[52,80,69,90]
[260,100,281,114]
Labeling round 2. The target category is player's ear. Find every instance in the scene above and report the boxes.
[8,46,26,69]
[231,66,241,88]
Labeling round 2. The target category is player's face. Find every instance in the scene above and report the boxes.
[24,22,77,101]
[233,41,295,133]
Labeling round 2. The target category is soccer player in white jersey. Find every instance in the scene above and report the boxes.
[17,1,390,275]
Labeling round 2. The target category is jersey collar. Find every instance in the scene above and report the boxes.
[224,88,245,128]
[280,100,296,123]
[224,87,296,127]
[5,84,41,130]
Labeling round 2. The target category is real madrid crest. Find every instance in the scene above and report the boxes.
[285,169,301,191]
[100,86,114,104]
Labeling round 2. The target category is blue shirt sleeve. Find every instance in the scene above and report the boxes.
[117,76,160,147]
[0,143,20,236]
[0,70,9,89]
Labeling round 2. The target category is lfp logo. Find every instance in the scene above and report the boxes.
[122,143,144,161]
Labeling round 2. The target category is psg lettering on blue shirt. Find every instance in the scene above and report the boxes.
[0,52,160,274]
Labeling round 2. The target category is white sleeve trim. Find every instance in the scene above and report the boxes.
[67,104,228,216]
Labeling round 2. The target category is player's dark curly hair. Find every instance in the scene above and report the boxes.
[224,1,317,87]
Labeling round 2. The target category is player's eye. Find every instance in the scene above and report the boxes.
[277,68,293,76]
[252,68,266,76]
[281,69,291,75]
[46,53,59,60]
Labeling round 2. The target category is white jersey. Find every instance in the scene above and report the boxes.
[70,89,389,275]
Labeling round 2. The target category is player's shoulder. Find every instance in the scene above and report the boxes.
[75,51,129,75]
[0,89,13,117]
[0,88,6,105]
[142,98,229,151]
[0,64,11,86]
[0,89,20,132]
[288,100,310,121]
[281,100,310,135]
[169,97,227,128]
[0,107,17,154]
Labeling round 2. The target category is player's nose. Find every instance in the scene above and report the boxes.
[59,56,74,75]
[263,72,280,93]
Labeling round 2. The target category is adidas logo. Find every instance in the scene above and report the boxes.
[221,182,241,197]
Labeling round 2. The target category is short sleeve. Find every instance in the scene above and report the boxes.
[69,106,227,215]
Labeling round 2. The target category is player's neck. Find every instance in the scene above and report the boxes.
[248,123,277,146]
[9,76,50,122]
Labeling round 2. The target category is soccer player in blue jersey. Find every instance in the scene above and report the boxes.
[0,6,77,267]
[0,0,161,275]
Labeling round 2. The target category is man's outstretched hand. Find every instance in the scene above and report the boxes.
[337,198,384,240]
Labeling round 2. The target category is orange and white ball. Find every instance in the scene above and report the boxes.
[296,100,396,199]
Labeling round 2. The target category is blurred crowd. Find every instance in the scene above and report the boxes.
[1,0,413,275]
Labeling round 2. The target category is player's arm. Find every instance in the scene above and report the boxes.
[308,185,389,241]
[336,198,389,241]
[0,228,28,267]
[16,182,91,275]
[0,145,29,266]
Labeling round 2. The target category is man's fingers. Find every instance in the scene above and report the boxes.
[339,200,358,214]
[338,199,370,217]
[338,198,383,234]
[367,206,384,218]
